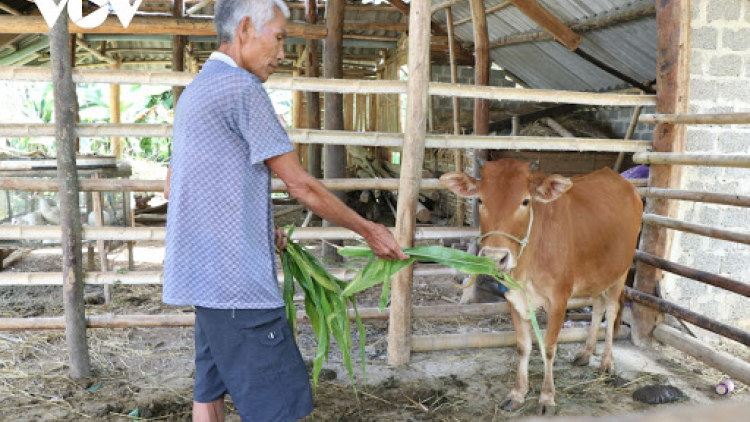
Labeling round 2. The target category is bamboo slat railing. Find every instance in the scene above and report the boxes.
[642,214,750,245]
[640,113,750,125]
[634,152,750,168]
[412,326,630,352]
[0,225,481,242]
[0,177,443,192]
[637,188,750,207]
[0,67,657,107]
[0,124,653,153]
[0,299,592,331]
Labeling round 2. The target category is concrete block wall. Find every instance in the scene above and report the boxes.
[573,106,656,141]
[662,0,750,342]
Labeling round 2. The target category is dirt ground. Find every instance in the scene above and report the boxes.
[2,233,750,421]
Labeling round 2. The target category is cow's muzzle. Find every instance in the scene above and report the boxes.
[479,246,515,272]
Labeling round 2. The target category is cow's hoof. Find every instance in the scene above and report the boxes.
[536,404,557,416]
[500,397,523,411]
[572,353,590,366]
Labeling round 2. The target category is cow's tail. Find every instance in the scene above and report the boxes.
[613,288,625,336]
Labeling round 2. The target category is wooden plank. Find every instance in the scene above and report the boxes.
[388,0,431,367]
[50,9,91,380]
[508,0,582,50]
[632,0,691,347]
[0,15,327,38]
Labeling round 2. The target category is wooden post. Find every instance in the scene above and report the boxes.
[92,174,110,302]
[172,0,185,104]
[110,58,123,158]
[387,0,430,366]
[50,9,91,380]
[305,0,322,177]
[469,0,490,227]
[632,0,690,346]
[446,7,464,227]
[322,0,346,261]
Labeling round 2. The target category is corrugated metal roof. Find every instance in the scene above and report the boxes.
[432,0,657,92]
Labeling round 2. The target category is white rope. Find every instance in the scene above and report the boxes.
[476,205,534,260]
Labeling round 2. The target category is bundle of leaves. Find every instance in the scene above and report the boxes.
[280,227,546,397]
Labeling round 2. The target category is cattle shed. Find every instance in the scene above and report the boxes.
[1,0,750,420]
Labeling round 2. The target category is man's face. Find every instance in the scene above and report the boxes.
[238,8,287,82]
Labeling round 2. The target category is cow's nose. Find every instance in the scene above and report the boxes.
[479,247,515,271]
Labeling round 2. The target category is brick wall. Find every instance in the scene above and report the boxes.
[662,0,750,341]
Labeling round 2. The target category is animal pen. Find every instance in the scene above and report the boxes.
[1,0,750,419]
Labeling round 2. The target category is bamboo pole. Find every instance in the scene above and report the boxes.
[0,175,646,194]
[637,188,750,207]
[626,287,750,347]
[412,326,631,352]
[632,0,691,347]
[0,299,593,331]
[50,8,91,380]
[635,250,750,298]
[446,7,464,227]
[91,174,110,302]
[653,324,750,386]
[388,0,431,367]
[109,59,123,158]
[0,124,652,152]
[0,67,657,106]
[642,213,750,245]
[640,113,750,125]
[633,152,750,168]
[172,0,186,104]
[0,225,482,242]
[0,15,327,38]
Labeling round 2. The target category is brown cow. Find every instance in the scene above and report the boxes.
[441,159,643,415]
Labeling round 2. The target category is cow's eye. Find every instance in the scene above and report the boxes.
[477,198,483,205]
[522,198,530,206]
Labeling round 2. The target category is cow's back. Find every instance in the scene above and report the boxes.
[525,168,643,298]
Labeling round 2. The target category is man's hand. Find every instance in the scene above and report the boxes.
[274,227,288,251]
[363,223,409,261]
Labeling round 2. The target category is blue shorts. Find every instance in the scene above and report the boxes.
[194,306,314,422]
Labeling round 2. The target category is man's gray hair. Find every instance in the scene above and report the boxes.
[214,0,290,44]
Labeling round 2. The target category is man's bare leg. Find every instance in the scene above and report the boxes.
[193,397,225,422]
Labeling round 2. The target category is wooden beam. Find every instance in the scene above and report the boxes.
[455,0,513,26]
[388,0,430,367]
[0,15,328,38]
[489,6,655,48]
[469,0,490,225]
[305,0,322,178]
[508,0,581,50]
[50,8,91,380]
[384,0,409,16]
[340,21,408,32]
[431,0,468,15]
[286,2,399,13]
[322,0,346,260]
[446,7,464,227]
[640,113,750,125]
[632,0,691,347]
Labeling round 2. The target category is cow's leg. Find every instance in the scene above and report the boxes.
[537,300,567,416]
[500,302,532,411]
[600,272,627,373]
[573,294,606,366]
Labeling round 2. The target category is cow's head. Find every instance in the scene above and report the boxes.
[440,159,572,272]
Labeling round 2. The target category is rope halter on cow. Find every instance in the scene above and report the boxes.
[476,205,534,261]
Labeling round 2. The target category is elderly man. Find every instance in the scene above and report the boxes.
[162,0,407,421]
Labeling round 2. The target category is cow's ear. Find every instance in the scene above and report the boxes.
[533,175,572,203]
[440,172,479,197]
